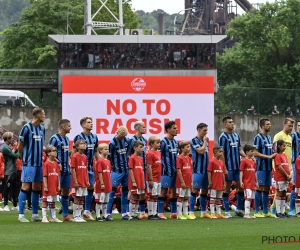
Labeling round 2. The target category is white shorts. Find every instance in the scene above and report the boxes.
[72,187,88,197]
[275,181,288,191]
[176,188,191,198]
[95,192,109,203]
[131,189,145,195]
[209,189,223,199]
[43,195,59,202]
[244,189,255,199]
[147,181,161,196]
[295,188,300,196]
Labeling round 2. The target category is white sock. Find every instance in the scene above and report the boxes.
[281,199,286,214]
[102,203,107,218]
[177,201,183,216]
[153,201,157,215]
[147,201,154,216]
[129,202,135,217]
[245,200,250,215]
[216,205,221,214]
[296,199,300,214]
[183,200,188,215]
[210,199,215,214]
[80,205,84,217]
[135,204,139,217]
[276,198,281,214]
[51,208,56,219]
[73,204,79,217]
[42,208,47,218]
[95,203,101,218]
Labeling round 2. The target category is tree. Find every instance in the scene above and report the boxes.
[216,0,300,114]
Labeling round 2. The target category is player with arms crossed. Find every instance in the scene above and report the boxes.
[72,117,99,221]
[106,126,131,220]
[190,123,211,219]
[253,118,276,218]
[157,121,179,219]
[146,136,162,220]
[218,117,246,218]
[42,146,62,223]
[176,141,194,220]
[240,145,258,219]
[128,121,148,219]
[208,146,228,219]
[71,140,89,222]
[94,143,112,221]
[49,119,73,221]
[289,120,300,216]
[128,140,145,220]
[18,107,46,222]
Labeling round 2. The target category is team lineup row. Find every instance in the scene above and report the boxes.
[9,108,300,222]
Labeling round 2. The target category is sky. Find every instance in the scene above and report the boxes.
[130,0,275,14]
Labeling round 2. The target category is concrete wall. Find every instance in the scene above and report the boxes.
[0,107,294,145]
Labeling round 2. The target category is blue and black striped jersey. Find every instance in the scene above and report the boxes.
[253,133,273,171]
[190,136,209,174]
[160,137,178,177]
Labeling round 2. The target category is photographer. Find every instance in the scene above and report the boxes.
[1,132,19,211]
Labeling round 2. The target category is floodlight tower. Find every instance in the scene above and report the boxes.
[84,0,124,35]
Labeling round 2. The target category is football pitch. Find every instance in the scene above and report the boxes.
[1,210,300,250]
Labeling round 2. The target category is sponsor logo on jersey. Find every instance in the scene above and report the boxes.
[117,148,127,154]
[78,165,87,169]
[214,170,223,173]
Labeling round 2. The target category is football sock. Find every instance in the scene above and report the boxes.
[129,199,135,217]
[262,191,269,214]
[102,203,107,218]
[170,198,177,214]
[290,189,296,212]
[237,192,244,211]
[189,192,197,213]
[95,203,101,218]
[84,190,93,211]
[295,198,300,214]
[222,193,230,212]
[73,204,79,217]
[147,199,154,216]
[200,194,207,213]
[31,190,40,215]
[139,199,146,215]
[42,208,47,218]
[153,201,157,215]
[51,208,56,219]
[134,201,139,217]
[280,198,286,214]
[210,198,215,214]
[106,190,115,215]
[254,190,261,213]
[61,195,69,218]
[275,196,281,214]
[121,190,129,215]
[245,200,251,215]
[157,197,165,214]
[177,200,183,216]
[18,189,28,215]
[183,200,188,215]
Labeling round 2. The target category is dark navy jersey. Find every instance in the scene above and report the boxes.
[160,137,178,177]
[253,133,273,171]
[19,122,45,167]
[109,137,130,173]
[218,132,241,171]
[292,132,300,163]
[190,136,209,174]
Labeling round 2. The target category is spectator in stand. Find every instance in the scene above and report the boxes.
[0,149,4,209]
[272,106,280,115]
[246,105,256,115]
[295,109,300,117]
[14,96,22,106]
[5,97,13,106]
[1,132,20,211]
[285,107,293,116]
[0,132,4,151]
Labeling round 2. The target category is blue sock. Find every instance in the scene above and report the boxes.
[290,190,296,212]
[223,193,230,212]
[31,190,40,214]
[121,190,128,214]
[170,198,177,213]
[139,199,146,213]
[106,190,116,215]
[84,190,93,211]
[237,192,244,211]
[61,195,69,217]
[200,194,207,213]
[262,191,269,214]
[18,189,27,215]
[158,197,165,214]
[254,190,261,213]
[189,193,197,213]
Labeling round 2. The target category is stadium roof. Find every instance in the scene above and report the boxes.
[48,35,227,48]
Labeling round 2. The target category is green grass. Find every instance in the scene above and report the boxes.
[0,208,300,250]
